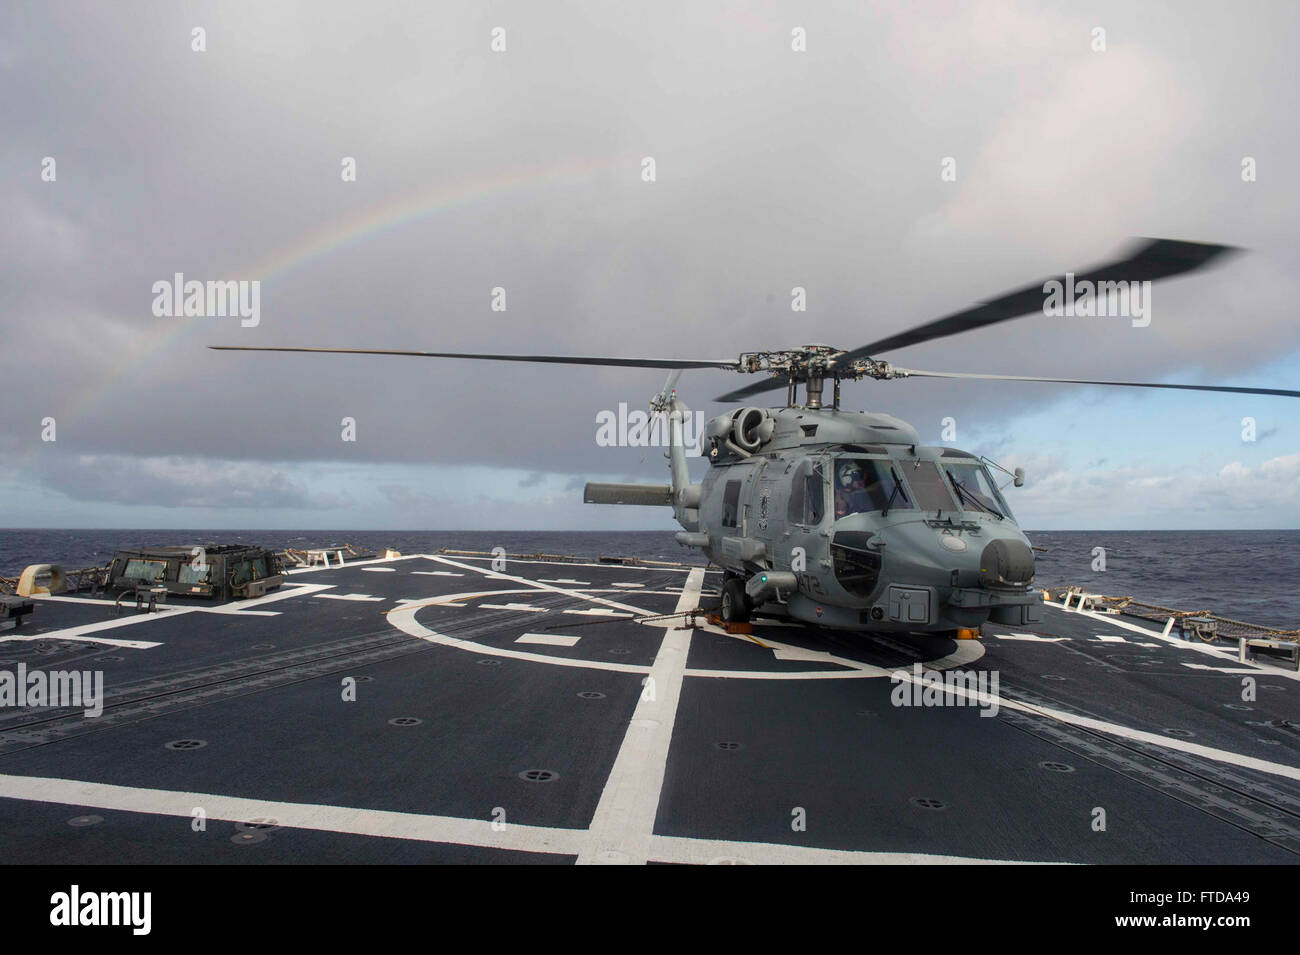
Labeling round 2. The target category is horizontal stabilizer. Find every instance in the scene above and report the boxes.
[583,482,672,506]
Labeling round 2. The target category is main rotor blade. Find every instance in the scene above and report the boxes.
[894,368,1300,399]
[209,346,740,370]
[714,377,790,403]
[833,238,1236,365]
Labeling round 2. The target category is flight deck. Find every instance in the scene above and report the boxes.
[0,552,1296,865]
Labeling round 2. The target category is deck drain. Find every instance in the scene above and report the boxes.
[388,717,423,726]
[165,739,207,750]
[1039,761,1076,773]
[1223,703,1252,711]
[231,831,268,845]
[252,643,275,650]
[1257,739,1281,745]
[67,815,103,827]
[100,656,123,663]
[1163,728,1196,738]
[910,797,947,811]
[578,691,606,700]
[1262,685,1285,692]
[608,648,632,655]
[354,675,374,683]
[1041,674,1066,682]
[518,769,559,783]
[856,709,878,717]
[476,658,502,666]
[714,741,743,751]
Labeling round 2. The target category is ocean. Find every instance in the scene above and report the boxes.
[1,528,1297,629]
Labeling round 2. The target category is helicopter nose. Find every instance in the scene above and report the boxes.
[978,538,1035,588]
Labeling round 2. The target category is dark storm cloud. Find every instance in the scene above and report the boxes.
[34,450,352,509]
[2,0,1298,490]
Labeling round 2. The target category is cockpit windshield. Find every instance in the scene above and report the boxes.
[834,458,912,519]
[941,461,1012,519]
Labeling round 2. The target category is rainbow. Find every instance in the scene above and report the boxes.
[51,153,635,435]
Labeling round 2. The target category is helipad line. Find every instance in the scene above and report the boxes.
[0,772,1041,865]
[1044,599,1300,683]
[427,555,658,619]
[578,568,703,865]
[888,669,1300,781]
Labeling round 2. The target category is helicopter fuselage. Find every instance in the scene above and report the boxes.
[680,405,1041,633]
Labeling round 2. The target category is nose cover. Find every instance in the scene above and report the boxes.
[979,539,1035,588]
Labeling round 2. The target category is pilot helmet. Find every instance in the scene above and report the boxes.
[838,465,863,488]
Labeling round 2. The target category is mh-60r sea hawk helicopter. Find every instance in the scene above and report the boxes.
[213,238,1300,638]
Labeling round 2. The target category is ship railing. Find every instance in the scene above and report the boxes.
[1049,585,1300,669]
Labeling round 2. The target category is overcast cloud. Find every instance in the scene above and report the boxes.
[1,1,1297,530]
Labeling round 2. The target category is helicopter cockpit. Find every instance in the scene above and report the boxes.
[833,458,911,519]
[833,455,1012,521]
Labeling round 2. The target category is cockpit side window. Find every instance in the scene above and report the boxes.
[806,463,825,525]
[834,458,912,519]
[787,460,825,526]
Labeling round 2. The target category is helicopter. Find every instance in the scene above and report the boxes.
[212,238,1300,637]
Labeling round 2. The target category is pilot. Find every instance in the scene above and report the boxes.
[835,464,869,518]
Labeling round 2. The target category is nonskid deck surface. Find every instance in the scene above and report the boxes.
[0,553,1296,864]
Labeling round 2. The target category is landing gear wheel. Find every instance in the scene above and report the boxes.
[720,579,752,624]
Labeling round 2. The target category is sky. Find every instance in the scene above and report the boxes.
[1,0,1298,531]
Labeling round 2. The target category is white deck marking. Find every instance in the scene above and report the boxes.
[421,553,711,575]
[992,634,1070,643]
[538,578,590,585]
[314,593,384,602]
[1182,662,1277,675]
[479,602,548,613]
[2,610,191,649]
[28,594,282,617]
[386,594,651,674]
[889,668,1300,781]
[562,608,632,618]
[684,632,985,679]
[516,633,580,647]
[428,555,656,618]
[203,583,335,613]
[411,571,463,577]
[0,773,1041,864]
[610,582,644,588]
[286,555,408,575]
[578,568,703,865]
[361,567,396,573]
[1095,635,1127,643]
[0,633,162,650]
[1044,600,1300,683]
